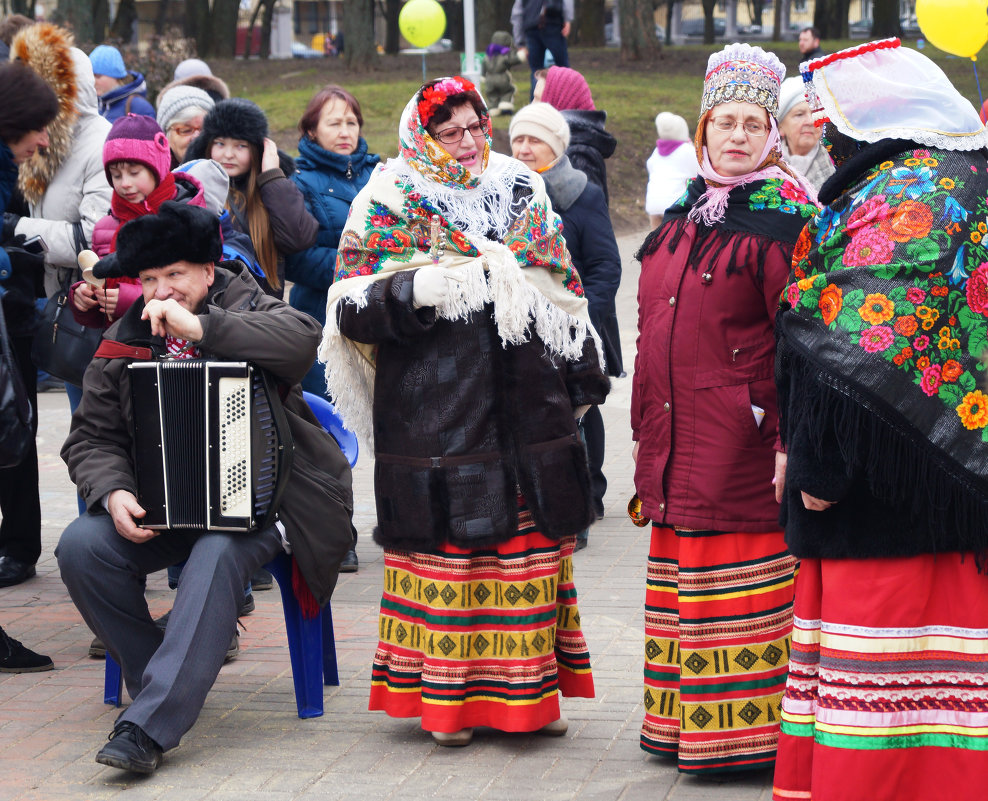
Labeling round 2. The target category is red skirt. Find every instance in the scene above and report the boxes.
[369,502,594,733]
[773,554,988,801]
[642,525,797,774]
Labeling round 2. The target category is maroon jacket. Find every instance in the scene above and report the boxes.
[631,220,794,532]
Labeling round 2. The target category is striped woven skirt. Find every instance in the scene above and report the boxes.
[641,525,797,774]
[369,501,594,734]
[772,553,988,801]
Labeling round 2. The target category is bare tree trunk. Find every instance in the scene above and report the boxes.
[443,1,464,50]
[813,0,850,40]
[207,0,240,58]
[573,0,606,46]
[383,0,401,55]
[620,0,661,61]
[154,0,170,36]
[185,0,209,46]
[343,0,378,71]
[871,0,901,39]
[110,0,137,42]
[702,0,717,44]
[56,0,95,43]
[260,0,276,59]
[93,0,109,41]
[245,0,263,59]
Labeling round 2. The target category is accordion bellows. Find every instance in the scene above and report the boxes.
[128,360,292,532]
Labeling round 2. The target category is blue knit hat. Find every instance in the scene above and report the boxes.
[89,45,126,79]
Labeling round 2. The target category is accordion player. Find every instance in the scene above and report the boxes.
[128,359,293,532]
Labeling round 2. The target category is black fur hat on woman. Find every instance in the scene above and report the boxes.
[184,97,268,162]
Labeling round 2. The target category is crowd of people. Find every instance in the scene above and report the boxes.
[0,13,985,801]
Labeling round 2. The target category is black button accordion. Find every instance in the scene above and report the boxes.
[128,360,293,532]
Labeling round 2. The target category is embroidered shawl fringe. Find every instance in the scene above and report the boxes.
[777,335,988,572]
[636,216,788,281]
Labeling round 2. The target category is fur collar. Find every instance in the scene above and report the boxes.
[10,24,90,204]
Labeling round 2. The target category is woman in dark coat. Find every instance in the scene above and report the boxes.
[632,44,818,775]
[318,76,608,747]
[773,39,988,801]
[0,60,59,667]
[286,85,379,572]
[510,101,622,534]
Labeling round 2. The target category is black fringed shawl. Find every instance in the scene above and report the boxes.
[777,139,988,567]
[637,175,816,280]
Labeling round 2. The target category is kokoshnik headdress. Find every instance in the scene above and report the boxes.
[800,38,988,151]
[701,43,785,118]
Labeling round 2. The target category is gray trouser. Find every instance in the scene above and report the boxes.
[56,512,282,750]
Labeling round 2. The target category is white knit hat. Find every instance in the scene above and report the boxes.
[776,77,809,122]
[654,112,689,141]
[508,102,570,159]
[156,85,215,132]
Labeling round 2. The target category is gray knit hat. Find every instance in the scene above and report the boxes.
[508,102,570,159]
[156,85,215,132]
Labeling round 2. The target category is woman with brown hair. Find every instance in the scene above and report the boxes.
[184,98,317,299]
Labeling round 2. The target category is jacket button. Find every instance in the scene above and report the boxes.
[668,296,676,306]
[658,503,665,511]
[663,402,670,411]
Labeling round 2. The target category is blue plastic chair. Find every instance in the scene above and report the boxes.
[103,395,358,719]
[302,391,358,468]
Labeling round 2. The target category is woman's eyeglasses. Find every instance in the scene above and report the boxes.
[708,118,769,137]
[433,119,488,145]
[169,125,202,138]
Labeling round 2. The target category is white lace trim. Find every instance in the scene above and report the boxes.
[382,152,533,242]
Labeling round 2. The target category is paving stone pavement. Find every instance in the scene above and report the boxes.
[0,231,775,800]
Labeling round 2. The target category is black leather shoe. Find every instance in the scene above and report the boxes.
[95,721,162,774]
[339,548,358,573]
[0,556,36,588]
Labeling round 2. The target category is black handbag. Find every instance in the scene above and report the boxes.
[30,223,102,388]
[0,288,35,468]
[30,279,103,387]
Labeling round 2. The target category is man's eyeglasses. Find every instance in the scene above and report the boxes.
[433,119,488,145]
[169,125,202,138]
[708,118,769,137]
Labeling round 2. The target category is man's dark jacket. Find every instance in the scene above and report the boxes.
[61,262,353,605]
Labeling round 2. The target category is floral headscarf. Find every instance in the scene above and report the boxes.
[399,76,492,190]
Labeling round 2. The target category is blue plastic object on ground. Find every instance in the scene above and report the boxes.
[302,391,359,468]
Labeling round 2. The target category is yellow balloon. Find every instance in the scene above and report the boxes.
[916,0,988,58]
[399,0,447,49]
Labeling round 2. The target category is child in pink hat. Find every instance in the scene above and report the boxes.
[70,114,204,327]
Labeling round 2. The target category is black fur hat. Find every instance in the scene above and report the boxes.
[93,201,223,279]
[183,97,269,162]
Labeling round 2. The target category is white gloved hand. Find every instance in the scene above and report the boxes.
[412,266,463,309]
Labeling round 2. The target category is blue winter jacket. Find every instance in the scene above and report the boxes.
[285,136,379,325]
[98,71,156,122]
